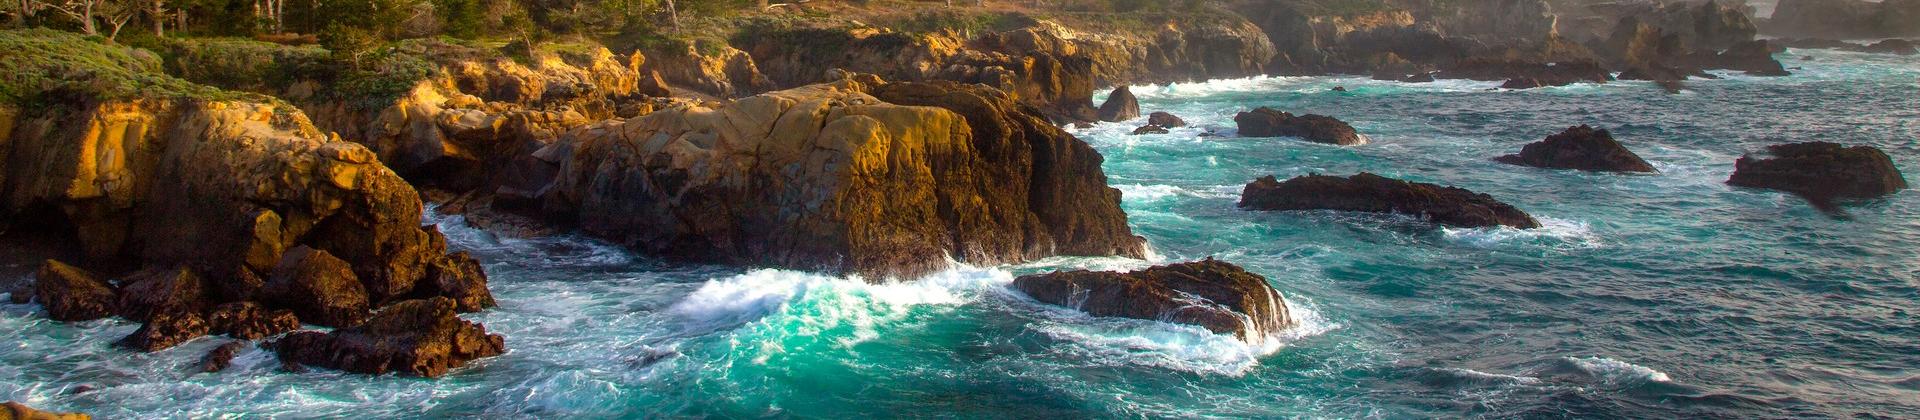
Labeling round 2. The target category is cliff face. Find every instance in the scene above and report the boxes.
[1766,0,1920,38]
[0,99,472,305]
[533,77,1144,279]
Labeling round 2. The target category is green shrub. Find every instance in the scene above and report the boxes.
[0,28,255,109]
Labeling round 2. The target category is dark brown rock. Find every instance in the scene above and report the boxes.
[1702,40,1790,76]
[1147,112,1187,128]
[1496,125,1657,173]
[262,247,369,328]
[1234,107,1366,145]
[1131,125,1170,135]
[1096,86,1140,122]
[272,297,505,378]
[1238,173,1540,228]
[116,311,210,352]
[114,267,210,322]
[1858,39,1919,55]
[1500,78,1547,89]
[414,252,497,313]
[206,302,301,340]
[201,340,249,373]
[1727,142,1908,205]
[33,260,116,322]
[1437,57,1613,86]
[1011,259,1293,342]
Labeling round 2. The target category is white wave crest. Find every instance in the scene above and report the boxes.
[668,265,1014,357]
[1440,217,1602,249]
[1114,184,1239,202]
[1023,296,1337,376]
[1565,356,1672,385]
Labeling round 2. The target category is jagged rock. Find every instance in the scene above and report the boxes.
[206,302,300,340]
[1701,40,1789,76]
[1496,125,1657,173]
[1131,125,1170,135]
[1501,78,1547,89]
[114,267,209,322]
[1147,112,1187,127]
[200,341,248,373]
[1438,57,1613,86]
[1234,107,1366,145]
[1011,259,1293,343]
[33,261,115,321]
[1858,39,1919,55]
[414,252,496,313]
[1726,142,1908,205]
[272,297,505,378]
[1238,173,1540,228]
[1402,72,1436,83]
[538,80,1145,278]
[939,50,1100,123]
[1096,86,1140,122]
[262,246,369,328]
[115,311,210,351]
[637,70,672,97]
[1,401,88,420]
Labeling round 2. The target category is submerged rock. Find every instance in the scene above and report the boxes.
[1238,173,1540,228]
[33,261,115,322]
[272,297,505,378]
[0,401,88,420]
[1233,107,1366,145]
[1496,125,1657,173]
[1131,125,1170,135]
[1011,259,1293,343]
[1096,86,1140,122]
[201,341,249,373]
[1726,142,1907,206]
[1147,112,1187,128]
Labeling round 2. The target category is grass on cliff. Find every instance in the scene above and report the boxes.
[0,28,259,109]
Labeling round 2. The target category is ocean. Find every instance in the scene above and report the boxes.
[3,46,1917,418]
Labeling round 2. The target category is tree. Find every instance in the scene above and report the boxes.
[43,0,100,35]
[142,0,163,36]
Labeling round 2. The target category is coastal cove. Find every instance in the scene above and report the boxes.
[3,43,1916,418]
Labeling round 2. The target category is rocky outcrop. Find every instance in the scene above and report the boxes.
[1437,57,1613,87]
[1011,259,1293,343]
[1496,125,1656,173]
[1131,125,1170,135]
[1726,142,1907,206]
[32,261,115,321]
[1858,39,1919,55]
[642,44,777,98]
[938,49,1100,123]
[115,311,209,352]
[201,340,248,373]
[114,267,209,322]
[1,401,88,420]
[1234,107,1366,145]
[262,246,370,328]
[206,302,300,340]
[1147,112,1187,128]
[534,78,1145,278]
[1238,173,1540,228]
[1096,86,1139,122]
[272,297,505,378]
[1766,0,1920,39]
[1701,40,1790,76]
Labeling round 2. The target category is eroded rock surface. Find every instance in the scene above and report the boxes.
[1012,259,1293,343]
[1496,125,1657,173]
[272,297,505,378]
[1234,107,1366,145]
[32,261,115,322]
[1727,142,1907,205]
[1239,173,1540,228]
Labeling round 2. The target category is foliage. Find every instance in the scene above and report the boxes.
[0,28,254,109]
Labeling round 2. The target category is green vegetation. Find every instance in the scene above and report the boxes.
[0,28,257,109]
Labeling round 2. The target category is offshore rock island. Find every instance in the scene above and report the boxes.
[0,0,1915,417]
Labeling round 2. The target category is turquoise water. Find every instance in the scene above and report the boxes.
[4,47,1918,418]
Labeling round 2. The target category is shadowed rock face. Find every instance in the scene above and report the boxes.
[1767,0,1920,39]
[1496,125,1657,173]
[535,78,1144,279]
[32,261,114,321]
[1096,86,1140,122]
[1238,173,1540,229]
[201,341,249,373]
[1,401,88,420]
[272,297,504,378]
[1011,259,1293,343]
[1148,112,1187,127]
[1234,107,1366,145]
[1727,142,1907,206]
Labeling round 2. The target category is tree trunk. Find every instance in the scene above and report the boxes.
[665,0,679,33]
[150,0,164,37]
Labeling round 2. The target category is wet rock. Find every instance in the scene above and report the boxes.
[1857,39,1919,55]
[1726,142,1907,206]
[116,311,210,351]
[1238,173,1540,228]
[1330,86,1347,92]
[540,80,1145,278]
[1702,40,1790,76]
[1131,125,1170,135]
[262,247,369,328]
[1437,57,1612,87]
[1096,86,1140,122]
[206,302,300,340]
[1011,259,1293,342]
[33,261,115,321]
[414,252,496,313]
[1233,107,1366,145]
[1402,72,1436,83]
[1,401,88,420]
[114,267,210,322]
[1500,78,1547,89]
[1147,112,1187,128]
[272,297,505,378]
[1496,125,1657,173]
[200,340,249,373]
